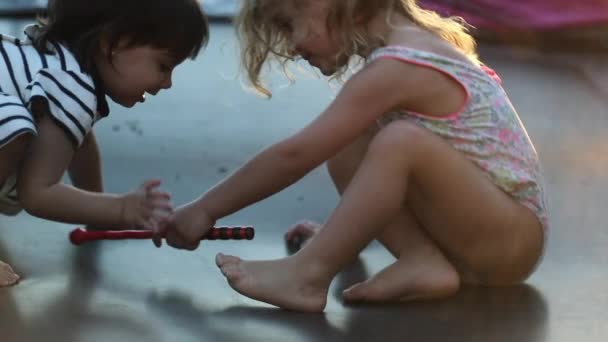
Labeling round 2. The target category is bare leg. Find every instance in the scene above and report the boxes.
[217,122,543,311]
[0,134,32,287]
[284,213,460,303]
[283,131,374,249]
[342,209,459,302]
[286,129,459,302]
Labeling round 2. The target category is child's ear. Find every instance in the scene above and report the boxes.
[98,33,112,58]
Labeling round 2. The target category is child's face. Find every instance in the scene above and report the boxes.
[96,39,179,107]
[279,0,347,75]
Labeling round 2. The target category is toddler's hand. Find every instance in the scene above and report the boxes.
[120,179,173,234]
[158,202,215,250]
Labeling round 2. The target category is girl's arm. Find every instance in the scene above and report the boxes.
[18,102,172,229]
[68,131,107,231]
[191,60,420,221]
[68,131,103,192]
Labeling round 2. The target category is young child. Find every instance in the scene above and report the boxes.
[163,0,548,312]
[0,0,209,287]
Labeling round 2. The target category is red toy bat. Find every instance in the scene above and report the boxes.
[69,226,255,245]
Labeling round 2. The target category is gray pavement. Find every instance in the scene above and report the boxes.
[1,21,608,342]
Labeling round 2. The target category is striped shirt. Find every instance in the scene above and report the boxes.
[0,24,109,148]
[0,24,109,212]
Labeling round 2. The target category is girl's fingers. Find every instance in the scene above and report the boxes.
[150,215,171,248]
[151,208,173,222]
[156,219,169,239]
[152,234,163,248]
[285,222,316,241]
[140,215,157,231]
[147,205,173,221]
[142,179,162,191]
[151,221,159,234]
[136,204,171,229]
[147,191,171,201]
[166,227,200,250]
[284,227,299,241]
[146,193,173,213]
[149,200,173,212]
[136,208,152,226]
[165,230,187,249]
[183,240,201,251]
[136,208,159,229]
[147,217,164,248]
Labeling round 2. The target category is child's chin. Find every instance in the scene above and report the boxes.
[112,97,138,108]
[319,67,337,77]
[119,101,137,108]
[316,63,340,76]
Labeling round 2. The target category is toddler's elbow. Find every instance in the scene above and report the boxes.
[18,185,44,217]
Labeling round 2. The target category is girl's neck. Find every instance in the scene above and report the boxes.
[359,9,417,58]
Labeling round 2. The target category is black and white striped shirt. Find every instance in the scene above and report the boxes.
[0,24,109,148]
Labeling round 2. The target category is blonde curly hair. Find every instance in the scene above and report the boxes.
[236,0,478,96]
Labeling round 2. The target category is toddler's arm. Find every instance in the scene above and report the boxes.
[17,104,172,231]
[68,131,103,192]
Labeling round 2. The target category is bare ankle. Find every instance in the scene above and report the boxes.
[290,254,334,288]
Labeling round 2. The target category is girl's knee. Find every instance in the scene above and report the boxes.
[368,121,428,156]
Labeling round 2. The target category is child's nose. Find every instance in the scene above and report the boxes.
[289,40,305,57]
[288,45,300,56]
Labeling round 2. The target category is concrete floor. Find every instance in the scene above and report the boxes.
[1,20,608,342]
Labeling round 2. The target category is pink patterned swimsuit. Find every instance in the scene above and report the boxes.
[370,46,548,230]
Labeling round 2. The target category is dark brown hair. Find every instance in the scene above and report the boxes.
[35,0,209,73]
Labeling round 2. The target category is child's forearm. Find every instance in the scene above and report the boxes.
[194,143,316,220]
[69,132,103,192]
[20,183,125,228]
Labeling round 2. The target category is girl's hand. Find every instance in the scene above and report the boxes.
[120,179,173,234]
[158,202,215,249]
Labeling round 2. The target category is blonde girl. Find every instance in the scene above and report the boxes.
[164,0,547,312]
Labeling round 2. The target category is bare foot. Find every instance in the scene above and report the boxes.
[216,253,329,312]
[0,260,20,287]
[342,245,460,303]
[284,220,321,250]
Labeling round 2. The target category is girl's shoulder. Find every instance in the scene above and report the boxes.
[369,44,475,68]
[367,44,493,86]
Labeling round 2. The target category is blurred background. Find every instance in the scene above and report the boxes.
[2,0,608,51]
[0,0,240,18]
